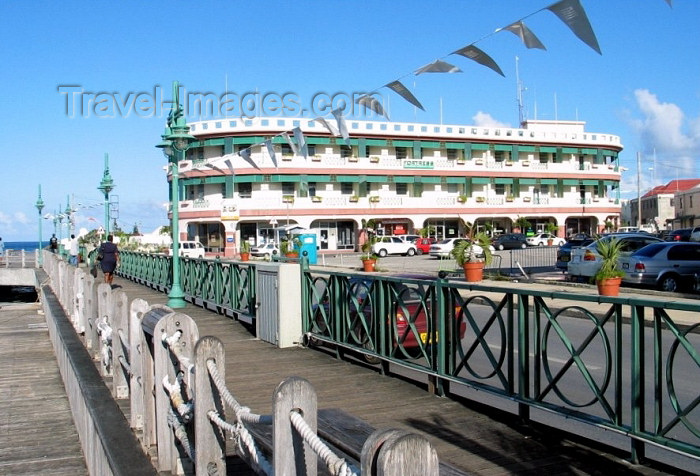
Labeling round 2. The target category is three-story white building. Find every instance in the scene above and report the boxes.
[173,116,622,257]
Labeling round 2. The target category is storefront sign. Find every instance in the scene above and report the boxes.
[221,199,239,221]
[403,160,434,169]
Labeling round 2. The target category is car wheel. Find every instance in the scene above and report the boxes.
[416,249,424,255]
[498,244,504,251]
[264,253,271,259]
[378,249,388,257]
[658,274,681,292]
[521,243,527,249]
[406,248,416,256]
[538,242,544,246]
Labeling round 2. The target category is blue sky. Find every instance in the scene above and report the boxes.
[1,0,698,241]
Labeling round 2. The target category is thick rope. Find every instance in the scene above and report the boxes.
[162,375,194,423]
[289,410,359,476]
[206,359,271,425]
[118,354,132,376]
[161,330,194,375]
[168,407,195,462]
[208,410,273,476]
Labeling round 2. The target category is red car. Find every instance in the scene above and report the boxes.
[413,237,436,255]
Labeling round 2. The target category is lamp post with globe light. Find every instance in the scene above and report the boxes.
[98,153,115,240]
[157,81,195,309]
[35,185,45,267]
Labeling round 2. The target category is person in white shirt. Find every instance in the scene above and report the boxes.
[69,234,79,266]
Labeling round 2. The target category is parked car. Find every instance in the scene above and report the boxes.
[413,237,436,255]
[568,233,663,281]
[168,240,205,258]
[618,242,700,292]
[372,236,417,257]
[250,242,279,258]
[428,238,492,259]
[556,237,595,271]
[668,228,693,242]
[526,233,566,247]
[492,233,527,250]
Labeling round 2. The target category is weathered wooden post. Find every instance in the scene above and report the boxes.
[153,311,199,473]
[84,273,98,351]
[361,428,439,476]
[111,289,129,399]
[194,336,226,475]
[273,376,317,475]
[72,268,85,333]
[129,298,149,434]
[96,282,113,376]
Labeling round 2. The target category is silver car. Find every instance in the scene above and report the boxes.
[568,233,662,281]
[618,242,700,292]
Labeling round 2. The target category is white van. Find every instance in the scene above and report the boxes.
[616,227,638,233]
[168,241,205,258]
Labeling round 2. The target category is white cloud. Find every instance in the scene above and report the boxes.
[472,111,510,128]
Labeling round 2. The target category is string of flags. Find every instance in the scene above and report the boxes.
[193,0,672,173]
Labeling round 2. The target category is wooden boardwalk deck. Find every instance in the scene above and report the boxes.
[111,275,670,476]
[0,301,88,475]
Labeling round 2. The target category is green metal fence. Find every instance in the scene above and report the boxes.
[117,251,256,322]
[301,267,700,465]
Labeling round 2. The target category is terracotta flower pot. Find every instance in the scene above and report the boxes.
[362,259,376,272]
[462,261,484,282]
[597,277,622,296]
[239,252,250,262]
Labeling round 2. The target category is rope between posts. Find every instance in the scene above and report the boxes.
[168,407,195,462]
[118,354,132,376]
[161,330,194,375]
[208,410,273,476]
[162,375,194,423]
[289,410,359,476]
[206,359,272,425]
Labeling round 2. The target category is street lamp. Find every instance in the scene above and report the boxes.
[157,80,195,309]
[65,195,73,237]
[98,152,115,239]
[35,185,45,267]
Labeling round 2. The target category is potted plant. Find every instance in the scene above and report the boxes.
[451,221,493,282]
[457,195,468,203]
[545,222,558,245]
[594,238,625,296]
[360,239,379,271]
[349,195,359,203]
[239,240,251,261]
[281,238,301,258]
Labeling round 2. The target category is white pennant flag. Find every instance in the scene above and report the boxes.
[355,95,389,120]
[547,0,601,55]
[331,108,350,140]
[224,158,234,174]
[239,148,260,170]
[264,139,278,168]
[316,117,340,136]
[281,131,299,156]
[293,127,308,159]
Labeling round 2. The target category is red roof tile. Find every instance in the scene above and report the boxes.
[642,179,700,198]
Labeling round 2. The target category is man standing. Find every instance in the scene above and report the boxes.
[49,234,58,253]
[69,234,79,266]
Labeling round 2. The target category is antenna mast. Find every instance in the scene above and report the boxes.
[516,56,526,127]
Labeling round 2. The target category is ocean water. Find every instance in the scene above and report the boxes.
[1,241,41,252]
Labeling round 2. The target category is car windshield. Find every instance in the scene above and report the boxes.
[632,243,666,257]
[437,239,452,244]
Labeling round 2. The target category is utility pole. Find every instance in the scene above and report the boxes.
[637,151,642,228]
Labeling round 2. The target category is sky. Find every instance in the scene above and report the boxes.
[1,0,699,242]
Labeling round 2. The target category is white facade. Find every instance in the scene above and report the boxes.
[171,117,622,256]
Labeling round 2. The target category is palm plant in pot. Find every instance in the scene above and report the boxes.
[451,221,493,282]
[360,237,378,271]
[239,240,251,261]
[545,222,558,245]
[593,237,625,296]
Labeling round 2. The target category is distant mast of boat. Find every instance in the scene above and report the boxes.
[516,56,526,127]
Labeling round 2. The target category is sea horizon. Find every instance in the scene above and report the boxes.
[1,241,42,252]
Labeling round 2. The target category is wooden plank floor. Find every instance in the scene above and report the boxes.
[0,302,88,475]
[111,275,677,476]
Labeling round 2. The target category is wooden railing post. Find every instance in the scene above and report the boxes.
[96,282,113,376]
[153,311,199,473]
[84,273,98,351]
[273,376,317,475]
[194,336,226,475]
[129,298,149,435]
[112,289,129,399]
[72,268,85,333]
[361,428,439,476]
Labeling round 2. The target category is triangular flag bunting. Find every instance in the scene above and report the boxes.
[264,139,278,168]
[281,132,299,156]
[452,45,505,76]
[502,21,546,50]
[293,127,308,159]
[355,95,389,120]
[385,80,424,111]
[238,148,260,170]
[415,60,462,75]
[224,159,234,174]
[547,0,601,55]
[316,117,340,136]
[331,109,350,140]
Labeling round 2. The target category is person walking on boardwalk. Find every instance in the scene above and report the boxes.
[98,234,119,285]
[49,234,58,253]
[69,234,79,266]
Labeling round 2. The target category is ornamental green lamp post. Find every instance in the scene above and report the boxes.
[65,195,73,237]
[35,185,45,267]
[157,80,195,309]
[98,153,115,240]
